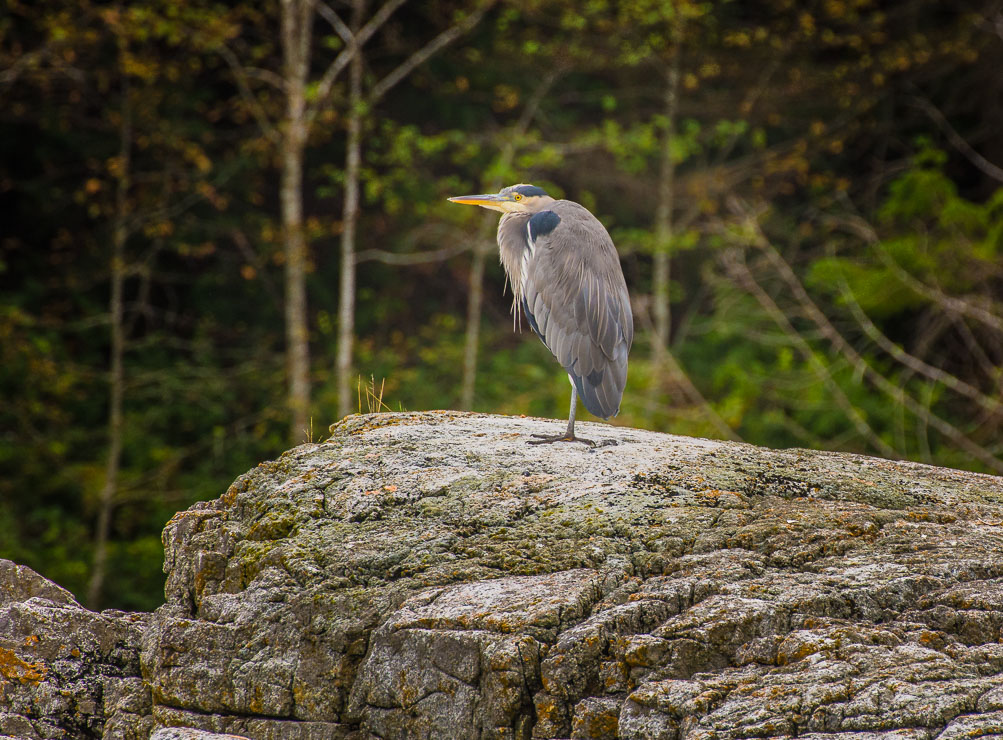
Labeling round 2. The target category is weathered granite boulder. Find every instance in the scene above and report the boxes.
[0,561,151,739]
[4,411,1003,739]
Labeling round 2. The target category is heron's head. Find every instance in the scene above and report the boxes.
[448,183,554,214]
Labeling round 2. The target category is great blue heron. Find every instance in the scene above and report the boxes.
[449,183,633,446]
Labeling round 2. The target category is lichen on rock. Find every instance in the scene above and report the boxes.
[4,411,1003,738]
[0,561,151,739]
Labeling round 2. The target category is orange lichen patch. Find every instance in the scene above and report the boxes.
[906,510,957,524]
[23,635,39,646]
[602,661,628,690]
[221,475,252,505]
[577,709,619,738]
[918,630,946,649]
[844,520,879,537]
[0,647,48,686]
[165,509,224,528]
[689,688,725,714]
[749,682,803,700]
[384,485,398,492]
[777,640,825,666]
[534,694,562,722]
[346,413,436,435]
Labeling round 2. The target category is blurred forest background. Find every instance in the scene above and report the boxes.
[3,0,1003,611]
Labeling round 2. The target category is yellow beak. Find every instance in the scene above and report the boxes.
[447,193,509,208]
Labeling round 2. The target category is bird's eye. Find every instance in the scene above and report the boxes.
[513,193,523,201]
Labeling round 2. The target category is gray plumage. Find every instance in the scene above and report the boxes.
[499,200,632,418]
[449,183,633,444]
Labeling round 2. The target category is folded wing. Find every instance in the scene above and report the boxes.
[521,202,633,419]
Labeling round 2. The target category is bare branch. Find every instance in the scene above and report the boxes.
[634,299,743,442]
[719,247,899,460]
[831,254,1003,419]
[369,0,496,103]
[357,223,471,264]
[124,190,204,237]
[513,63,563,133]
[243,66,289,92]
[735,205,1003,472]
[316,0,354,44]
[713,58,780,165]
[216,43,281,143]
[306,0,408,125]
[460,64,562,409]
[952,313,1003,391]
[355,0,409,53]
[232,229,283,311]
[0,47,49,85]
[912,95,1003,183]
[974,9,1003,45]
[836,215,1003,334]
[1,46,88,86]
[356,243,469,265]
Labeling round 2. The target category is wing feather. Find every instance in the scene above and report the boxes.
[521,201,633,419]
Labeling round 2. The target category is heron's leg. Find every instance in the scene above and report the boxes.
[565,383,578,437]
[529,377,596,446]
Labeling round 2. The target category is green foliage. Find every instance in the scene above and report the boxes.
[2,0,1002,610]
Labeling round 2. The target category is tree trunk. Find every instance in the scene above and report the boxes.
[336,0,365,419]
[459,69,562,410]
[281,0,313,441]
[652,52,680,365]
[460,235,488,410]
[88,78,130,609]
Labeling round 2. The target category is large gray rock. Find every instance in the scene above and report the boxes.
[5,411,1003,738]
[0,561,151,739]
[141,411,1003,738]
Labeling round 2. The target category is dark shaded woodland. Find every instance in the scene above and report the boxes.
[2,0,1002,609]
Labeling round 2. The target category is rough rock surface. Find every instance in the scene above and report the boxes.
[4,411,1003,739]
[0,561,151,739]
[149,729,250,740]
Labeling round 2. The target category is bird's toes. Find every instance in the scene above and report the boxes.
[527,433,598,447]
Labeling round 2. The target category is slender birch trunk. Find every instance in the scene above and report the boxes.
[459,67,560,410]
[88,77,130,609]
[460,233,488,410]
[652,52,680,366]
[336,0,365,419]
[281,0,313,441]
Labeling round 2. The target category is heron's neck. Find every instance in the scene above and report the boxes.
[497,212,533,321]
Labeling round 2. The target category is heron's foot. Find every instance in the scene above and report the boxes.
[528,433,596,448]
